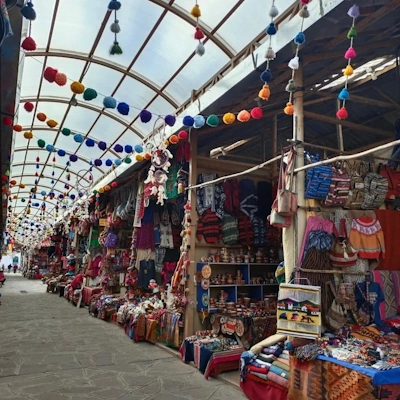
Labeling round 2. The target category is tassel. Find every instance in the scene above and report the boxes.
[347,26,357,39]
[110,41,123,55]
[21,36,36,51]
[288,56,299,69]
[299,6,309,18]
[285,79,297,93]
[258,84,270,101]
[195,42,205,56]
[110,20,120,33]
[284,102,294,115]
[260,69,272,83]
[338,88,349,100]
[347,5,360,18]
[343,65,354,76]
[294,32,305,45]
[344,47,356,59]
[194,27,204,40]
[265,46,276,60]
[269,5,279,18]
[266,23,277,35]
[336,107,348,120]
[191,4,201,18]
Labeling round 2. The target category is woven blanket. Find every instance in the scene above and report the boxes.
[289,357,378,400]
[249,371,268,380]
[204,348,243,380]
[248,365,270,374]
[273,360,290,371]
[270,365,289,380]
[251,359,271,369]
[262,345,283,357]
[258,353,277,363]
[268,371,289,388]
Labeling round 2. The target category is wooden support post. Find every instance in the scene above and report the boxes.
[336,99,345,152]
[184,129,198,338]
[272,114,278,179]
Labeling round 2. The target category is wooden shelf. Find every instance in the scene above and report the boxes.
[205,262,279,266]
[209,283,278,288]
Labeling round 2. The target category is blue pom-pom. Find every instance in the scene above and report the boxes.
[260,69,272,83]
[108,0,121,10]
[114,144,123,153]
[140,109,152,123]
[46,144,55,152]
[94,159,102,167]
[193,115,205,129]
[266,23,277,35]
[40,191,46,196]
[103,96,117,109]
[85,138,95,147]
[21,2,36,21]
[70,194,76,200]
[74,134,84,143]
[78,192,84,197]
[164,115,176,127]
[115,159,122,166]
[57,149,66,157]
[294,32,306,45]
[51,180,54,184]
[70,154,78,162]
[117,102,130,116]
[98,141,107,151]
[338,88,350,100]
[105,159,113,167]
[124,145,133,153]
[183,115,194,127]
[134,144,143,153]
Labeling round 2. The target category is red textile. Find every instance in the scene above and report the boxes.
[196,209,222,244]
[70,273,83,289]
[375,210,400,270]
[241,376,288,400]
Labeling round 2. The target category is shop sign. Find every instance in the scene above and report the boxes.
[99,218,108,227]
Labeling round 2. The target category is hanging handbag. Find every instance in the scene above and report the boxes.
[356,281,374,326]
[270,200,292,229]
[326,282,349,331]
[330,218,358,268]
[277,149,298,216]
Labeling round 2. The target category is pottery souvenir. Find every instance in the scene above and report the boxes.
[201,278,210,290]
[201,264,211,279]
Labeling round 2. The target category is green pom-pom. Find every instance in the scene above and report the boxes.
[110,41,123,55]
[124,157,132,164]
[37,139,46,148]
[206,115,219,128]
[347,26,357,39]
[62,128,71,136]
[83,88,98,101]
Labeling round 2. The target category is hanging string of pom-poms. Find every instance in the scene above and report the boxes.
[20,0,37,51]
[191,1,205,56]
[257,0,279,103]
[108,0,123,55]
[283,0,310,116]
[336,4,360,120]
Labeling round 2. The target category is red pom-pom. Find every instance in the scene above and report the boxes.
[43,67,58,83]
[3,117,13,126]
[300,0,310,3]
[336,107,348,120]
[36,157,40,162]
[194,27,205,40]
[21,36,37,51]
[13,124,22,132]
[178,130,188,140]
[111,182,118,188]
[24,102,34,112]
[250,107,263,119]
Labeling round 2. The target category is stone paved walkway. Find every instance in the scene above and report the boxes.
[0,274,246,400]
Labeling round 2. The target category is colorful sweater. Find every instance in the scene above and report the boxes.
[349,217,385,259]
[196,209,222,244]
[196,173,226,219]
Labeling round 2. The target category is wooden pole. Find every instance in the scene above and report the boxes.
[184,129,198,338]
[336,99,345,152]
[272,114,278,179]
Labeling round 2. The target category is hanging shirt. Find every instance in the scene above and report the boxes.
[350,217,385,259]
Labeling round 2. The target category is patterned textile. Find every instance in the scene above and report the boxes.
[378,385,400,399]
[251,317,276,345]
[221,214,239,245]
[289,357,378,400]
[392,271,400,311]
[273,360,290,371]
[268,371,289,388]
[204,347,243,380]
[270,364,289,379]
[196,173,226,219]
[370,270,397,319]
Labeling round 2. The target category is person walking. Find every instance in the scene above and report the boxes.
[7,264,12,273]
[0,270,5,285]
[13,264,18,273]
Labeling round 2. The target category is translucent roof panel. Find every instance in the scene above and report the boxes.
[11,0,280,228]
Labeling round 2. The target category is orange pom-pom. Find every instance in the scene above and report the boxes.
[258,84,271,100]
[237,110,251,122]
[169,135,179,144]
[55,73,67,86]
[105,185,111,191]
[46,119,58,128]
[284,102,294,115]
[135,154,144,162]
[144,153,151,160]
[37,112,47,122]
[13,124,22,132]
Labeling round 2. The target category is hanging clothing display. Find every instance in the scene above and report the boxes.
[196,173,225,219]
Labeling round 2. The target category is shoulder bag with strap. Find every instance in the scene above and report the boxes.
[277,148,297,216]
[330,218,358,268]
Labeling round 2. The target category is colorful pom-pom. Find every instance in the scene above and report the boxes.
[37,112,47,122]
[37,139,46,148]
[108,0,121,10]
[94,159,102,167]
[103,96,117,109]
[105,159,113,167]
[13,124,22,132]
[336,107,348,120]
[258,84,271,100]
[46,119,58,128]
[85,138,95,147]
[237,110,251,122]
[338,88,350,101]
[206,115,219,128]
[83,88,98,101]
[111,182,118,188]
[21,2,36,20]
[46,144,55,152]
[21,36,36,51]
[251,107,263,119]
[114,144,123,153]
[134,144,143,153]
[70,81,85,94]
[191,4,201,18]
[74,134,84,143]
[194,27,205,40]
[98,141,107,150]
[343,65,354,76]
[348,5,360,18]
[178,131,188,140]
[124,157,132,164]
[110,20,120,33]
[183,115,194,127]
[164,115,176,127]
[284,102,295,115]
[193,115,205,129]
[55,72,67,86]
[124,145,133,153]
[294,32,306,45]
[169,135,179,145]
[3,116,12,126]
[347,26,357,39]
[135,154,143,162]
[260,69,272,83]
[344,47,356,60]
[266,23,277,35]
[23,131,33,139]
[117,102,130,115]
[62,128,71,136]
[115,159,122,166]
[57,149,66,157]
[110,42,123,55]
[139,109,152,123]
[24,102,34,112]
[223,113,236,125]
[43,67,58,83]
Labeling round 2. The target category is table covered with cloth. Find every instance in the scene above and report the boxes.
[180,338,243,379]
[289,356,400,400]
[82,287,102,305]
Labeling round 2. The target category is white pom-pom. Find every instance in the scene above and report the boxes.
[269,5,279,18]
[265,46,276,60]
[195,42,205,56]
[288,56,299,70]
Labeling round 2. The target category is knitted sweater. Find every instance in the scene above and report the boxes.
[349,217,385,259]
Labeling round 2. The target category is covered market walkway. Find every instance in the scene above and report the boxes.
[0,274,245,400]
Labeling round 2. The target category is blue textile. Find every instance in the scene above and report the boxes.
[354,282,385,326]
[317,355,400,386]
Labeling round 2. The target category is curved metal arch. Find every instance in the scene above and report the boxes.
[9,207,57,220]
[26,50,180,109]
[10,163,91,183]
[18,126,121,159]
[20,97,145,139]
[12,147,106,175]
[149,0,235,58]
[10,174,80,190]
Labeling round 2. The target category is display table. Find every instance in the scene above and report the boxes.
[82,287,102,305]
[240,376,288,400]
[289,356,400,400]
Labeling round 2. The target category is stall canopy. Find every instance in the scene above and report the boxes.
[10,0,308,228]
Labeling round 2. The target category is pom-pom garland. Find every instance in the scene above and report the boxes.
[20,1,36,21]
[3,116,13,126]
[24,102,34,112]
[191,3,205,56]
[21,36,36,51]
[337,4,359,120]
[109,1,122,55]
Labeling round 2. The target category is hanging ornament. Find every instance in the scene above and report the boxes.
[108,1,122,55]
[55,72,67,86]
[43,67,58,83]
[191,2,205,56]
[21,1,36,20]
[37,112,47,122]
[337,4,359,120]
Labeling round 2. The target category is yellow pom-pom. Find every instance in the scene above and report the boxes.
[19,183,25,188]
[23,131,33,139]
[258,84,271,100]
[98,187,105,194]
[191,4,201,18]
[343,65,353,77]
[135,154,143,162]
[13,195,18,199]
[70,81,85,94]
[237,110,251,122]
[284,102,294,115]
[46,119,58,128]
[223,112,236,125]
